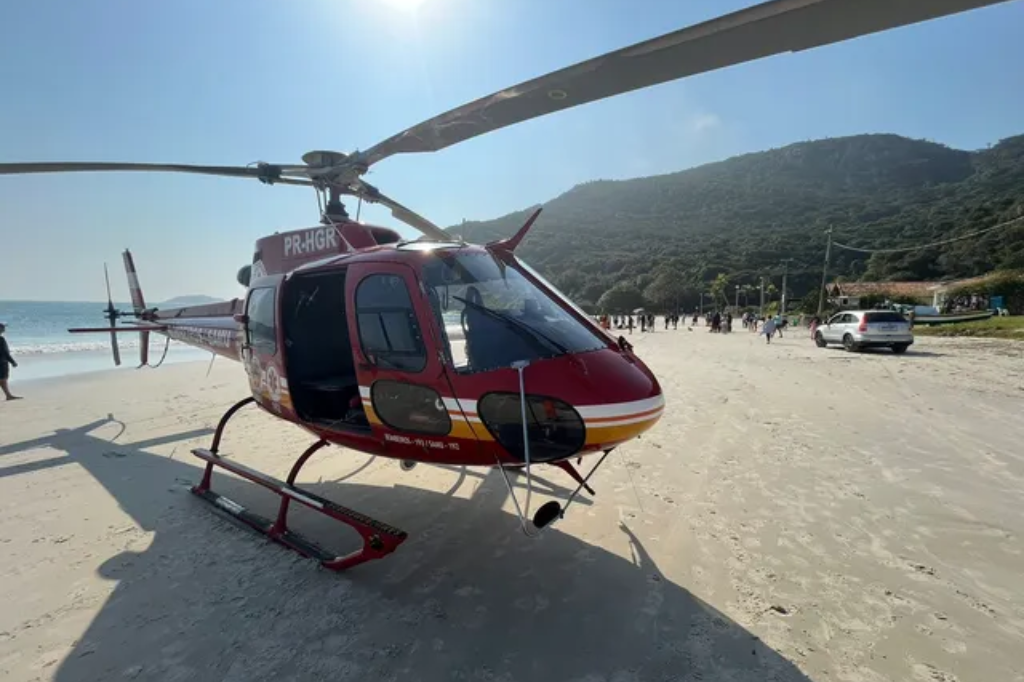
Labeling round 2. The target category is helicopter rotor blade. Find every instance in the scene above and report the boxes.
[0,161,316,186]
[102,263,123,367]
[0,0,1008,218]
[344,181,449,241]
[103,263,113,307]
[353,0,1010,168]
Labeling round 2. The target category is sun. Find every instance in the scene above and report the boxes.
[376,0,428,10]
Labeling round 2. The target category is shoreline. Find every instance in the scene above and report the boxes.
[8,345,216,385]
[13,357,214,391]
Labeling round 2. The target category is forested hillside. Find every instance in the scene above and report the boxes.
[447,134,1024,311]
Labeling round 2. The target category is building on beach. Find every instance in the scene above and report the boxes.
[829,271,1024,314]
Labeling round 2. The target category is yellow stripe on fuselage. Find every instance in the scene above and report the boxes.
[359,392,663,449]
[584,414,662,447]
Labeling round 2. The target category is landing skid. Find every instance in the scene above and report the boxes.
[190,397,407,571]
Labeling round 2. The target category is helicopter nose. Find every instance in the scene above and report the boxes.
[464,348,662,461]
[539,348,663,452]
[576,355,663,451]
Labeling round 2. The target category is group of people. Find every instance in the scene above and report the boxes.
[706,310,792,342]
[705,310,732,333]
[599,310,798,344]
[600,313,683,333]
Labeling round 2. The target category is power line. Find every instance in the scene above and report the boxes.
[832,214,1024,255]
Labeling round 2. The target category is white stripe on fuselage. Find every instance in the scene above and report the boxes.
[358,386,663,422]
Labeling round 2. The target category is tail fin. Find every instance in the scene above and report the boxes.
[122,249,147,314]
[122,249,150,366]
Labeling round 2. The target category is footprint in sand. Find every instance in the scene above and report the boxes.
[911,662,960,681]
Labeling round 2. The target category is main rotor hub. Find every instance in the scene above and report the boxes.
[301,150,349,168]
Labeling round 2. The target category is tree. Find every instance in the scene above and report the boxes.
[597,283,646,313]
[741,284,756,307]
[643,271,691,311]
[709,273,730,308]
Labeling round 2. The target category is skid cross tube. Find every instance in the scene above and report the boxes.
[190,397,407,572]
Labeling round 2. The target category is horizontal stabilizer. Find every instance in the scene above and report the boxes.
[69,325,167,333]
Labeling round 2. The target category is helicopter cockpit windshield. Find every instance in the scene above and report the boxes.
[422,250,607,373]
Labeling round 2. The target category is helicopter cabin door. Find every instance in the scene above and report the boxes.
[241,282,293,416]
[346,263,460,459]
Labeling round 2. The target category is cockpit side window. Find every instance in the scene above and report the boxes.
[355,274,427,373]
[246,286,277,354]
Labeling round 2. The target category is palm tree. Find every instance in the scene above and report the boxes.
[741,284,756,307]
[709,273,730,308]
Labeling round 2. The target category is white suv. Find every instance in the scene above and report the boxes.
[815,310,914,354]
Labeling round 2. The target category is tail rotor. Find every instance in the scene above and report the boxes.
[69,253,161,368]
[103,263,123,366]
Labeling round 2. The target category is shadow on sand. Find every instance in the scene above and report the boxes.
[4,417,812,682]
[823,346,945,359]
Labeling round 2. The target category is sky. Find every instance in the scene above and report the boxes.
[1,0,1022,302]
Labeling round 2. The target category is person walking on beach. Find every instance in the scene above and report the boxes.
[809,314,822,340]
[0,323,22,400]
[762,316,777,345]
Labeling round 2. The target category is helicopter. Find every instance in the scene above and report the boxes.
[1,0,1009,571]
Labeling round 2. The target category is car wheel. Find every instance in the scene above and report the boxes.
[842,334,857,352]
[891,343,909,354]
[814,331,828,348]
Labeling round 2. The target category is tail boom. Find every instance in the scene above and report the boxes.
[156,312,244,362]
[126,249,245,362]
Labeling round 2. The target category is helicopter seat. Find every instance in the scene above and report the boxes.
[283,273,367,429]
[291,344,364,427]
[300,376,358,392]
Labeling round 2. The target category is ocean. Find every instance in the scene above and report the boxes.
[0,300,468,383]
[0,301,212,382]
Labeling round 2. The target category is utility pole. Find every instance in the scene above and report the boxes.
[781,259,790,315]
[817,225,834,316]
[759,277,765,317]
[735,285,740,311]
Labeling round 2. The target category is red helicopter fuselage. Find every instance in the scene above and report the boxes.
[126,220,664,469]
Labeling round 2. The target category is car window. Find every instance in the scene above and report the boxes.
[827,314,844,324]
[865,311,907,323]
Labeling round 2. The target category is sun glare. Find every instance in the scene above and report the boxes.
[377,0,427,10]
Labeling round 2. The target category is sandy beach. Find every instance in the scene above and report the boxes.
[1,327,1022,682]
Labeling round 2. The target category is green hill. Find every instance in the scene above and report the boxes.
[447,133,1024,311]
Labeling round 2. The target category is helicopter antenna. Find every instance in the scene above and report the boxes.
[493,360,569,537]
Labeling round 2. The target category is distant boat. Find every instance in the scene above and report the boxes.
[913,310,994,325]
[892,304,995,325]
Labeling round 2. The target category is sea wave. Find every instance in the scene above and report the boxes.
[10,338,190,355]
[11,324,466,355]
